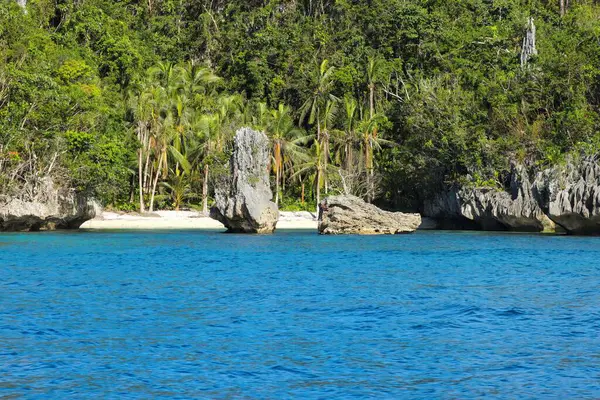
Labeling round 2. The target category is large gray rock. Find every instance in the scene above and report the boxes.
[319,195,421,235]
[210,127,279,233]
[424,164,555,232]
[0,178,99,231]
[533,157,600,234]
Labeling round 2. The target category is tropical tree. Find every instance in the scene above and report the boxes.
[332,95,360,171]
[359,113,392,202]
[300,59,337,141]
[268,103,305,204]
[292,140,337,214]
[319,98,338,194]
[162,146,193,211]
[366,56,385,119]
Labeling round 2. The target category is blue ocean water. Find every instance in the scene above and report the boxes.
[0,230,599,399]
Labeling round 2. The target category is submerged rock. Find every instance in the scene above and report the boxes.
[533,157,600,235]
[0,178,99,231]
[319,195,421,235]
[424,164,555,232]
[210,127,279,233]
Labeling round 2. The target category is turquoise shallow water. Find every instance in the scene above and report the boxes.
[1,230,599,399]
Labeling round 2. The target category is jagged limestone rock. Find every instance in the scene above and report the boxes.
[210,127,279,233]
[521,17,538,68]
[318,195,421,235]
[424,164,555,232]
[0,178,99,231]
[533,157,600,235]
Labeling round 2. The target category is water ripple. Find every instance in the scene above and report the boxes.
[1,230,600,398]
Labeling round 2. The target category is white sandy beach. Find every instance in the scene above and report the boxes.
[80,210,318,230]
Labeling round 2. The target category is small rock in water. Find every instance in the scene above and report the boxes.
[210,127,279,233]
[318,195,421,235]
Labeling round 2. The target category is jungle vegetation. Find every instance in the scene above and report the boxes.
[1,0,600,212]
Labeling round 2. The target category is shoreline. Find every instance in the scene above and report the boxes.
[80,210,318,231]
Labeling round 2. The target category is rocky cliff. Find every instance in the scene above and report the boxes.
[424,158,600,235]
[0,178,99,231]
[210,127,279,233]
[424,165,554,232]
[533,157,600,234]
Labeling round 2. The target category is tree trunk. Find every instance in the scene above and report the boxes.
[347,142,353,171]
[275,142,282,205]
[138,132,146,213]
[275,170,280,205]
[129,173,135,204]
[323,134,329,194]
[365,137,373,203]
[301,181,305,205]
[560,0,569,16]
[202,164,209,214]
[315,167,321,216]
[143,136,151,190]
[149,152,164,212]
[316,106,321,141]
[369,84,375,119]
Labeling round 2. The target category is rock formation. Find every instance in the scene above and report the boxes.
[533,157,600,234]
[424,164,555,232]
[0,178,99,231]
[319,195,421,235]
[210,127,279,233]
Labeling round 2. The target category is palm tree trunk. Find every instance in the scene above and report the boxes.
[129,173,135,203]
[315,168,321,216]
[370,84,375,119]
[202,164,209,214]
[143,136,151,190]
[301,180,305,205]
[275,142,282,205]
[365,136,373,203]
[138,131,146,213]
[275,171,280,205]
[346,141,353,171]
[316,107,321,141]
[323,137,329,194]
[149,152,164,212]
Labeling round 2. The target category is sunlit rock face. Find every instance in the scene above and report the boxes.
[210,127,279,233]
[533,157,600,235]
[424,164,554,233]
[318,195,421,235]
[0,178,99,232]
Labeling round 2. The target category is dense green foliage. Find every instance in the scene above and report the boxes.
[2,0,600,211]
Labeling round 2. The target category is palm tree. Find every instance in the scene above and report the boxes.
[292,140,337,214]
[319,98,338,194]
[330,95,361,175]
[214,94,244,152]
[366,56,385,120]
[179,61,221,102]
[268,103,305,205]
[359,113,393,202]
[129,82,154,212]
[148,62,180,97]
[191,113,221,214]
[300,59,337,142]
[162,146,193,211]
